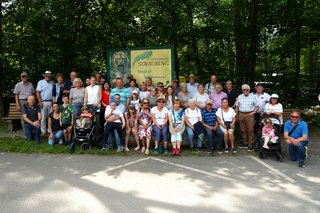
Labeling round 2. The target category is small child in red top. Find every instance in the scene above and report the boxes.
[76,106,93,128]
[262,118,278,149]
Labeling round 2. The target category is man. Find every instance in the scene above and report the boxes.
[223,80,238,108]
[210,83,228,110]
[95,72,102,85]
[110,78,130,108]
[124,74,133,88]
[145,77,155,91]
[22,95,42,144]
[284,111,309,168]
[201,99,223,154]
[236,84,259,151]
[171,78,180,96]
[204,74,218,96]
[13,72,35,130]
[253,83,271,129]
[64,70,77,94]
[36,70,55,134]
[187,74,199,98]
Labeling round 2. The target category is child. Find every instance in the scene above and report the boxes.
[76,106,93,128]
[130,90,141,111]
[262,118,278,149]
[60,95,74,144]
[124,104,140,151]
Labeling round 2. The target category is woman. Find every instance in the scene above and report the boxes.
[139,82,150,100]
[69,78,85,117]
[193,83,209,109]
[138,98,152,155]
[47,102,64,145]
[151,96,169,154]
[165,85,177,111]
[216,98,237,153]
[157,82,166,98]
[223,80,238,108]
[147,88,158,108]
[84,76,102,109]
[52,73,65,105]
[178,83,191,109]
[127,78,140,94]
[103,100,125,152]
[168,99,185,156]
[263,94,283,124]
[100,81,111,130]
[185,99,204,151]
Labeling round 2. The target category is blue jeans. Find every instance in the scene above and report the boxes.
[186,126,203,148]
[104,122,124,148]
[152,124,168,142]
[289,141,309,164]
[73,103,83,118]
[24,123,41,144]
[107,129,121,148]
[205,127,223,152]
[48,130,64,145]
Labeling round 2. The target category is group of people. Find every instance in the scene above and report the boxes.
[13,71,310,167]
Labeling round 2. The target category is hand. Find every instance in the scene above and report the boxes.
[285,139,292,145]
[33,120,40,127]
[49,132,54,140]
[249,112,255,116]
[230,123,235,129]
[17,107,21,112]
[122,124,125,129]
[39,102,43,109]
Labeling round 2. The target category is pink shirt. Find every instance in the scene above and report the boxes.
[210,91,228,109]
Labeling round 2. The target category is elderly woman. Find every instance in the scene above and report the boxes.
[216,98,237,153]
[185,99,204,152]
[139,82,150,100]
[69,78,85,117]
[151,96,169,154]
[52,73,65,105]
[193,83,209,110]
[178,83,191,109]
[168,99,185,156]
[263,94,283,124]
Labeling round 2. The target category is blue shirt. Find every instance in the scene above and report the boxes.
[36,79,54,101]
[169,108,185,125]
[110,87,130,105]
[284,120,309,142]
[201,108,217,126]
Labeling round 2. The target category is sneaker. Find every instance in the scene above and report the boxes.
[304,146,308,159]
[163,148,169,154]
[224,148,230,153]
[154,147,159,154]
[176,148,180,156]
[238,144,249,149]
[231,148,237,153]
[101,147,106,151]
[189,147,195,152]
[172,148,177,156]
[248,146,254,152]
[117,147,123,152]
[298,163,305,168]
[217,149,223,154]
[145,149,150,155]
[134,146,140,151]
[195,147,202,152]
[124,147,130,152]
[59,139,63,145]
[208,151,214,155]
[141,147,146,153]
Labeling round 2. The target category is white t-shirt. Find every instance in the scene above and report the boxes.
[193,92,209,108]
[216,107,236,124]
[185,108,202,125]
[253,92,271,113]
[264,103,283,124]
[86,85,100,105]
[104,107,123,123]
[151,106,168,125]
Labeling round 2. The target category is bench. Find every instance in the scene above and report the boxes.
[1,103,22,131]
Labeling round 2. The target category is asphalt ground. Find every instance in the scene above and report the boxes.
[0,152,319,213]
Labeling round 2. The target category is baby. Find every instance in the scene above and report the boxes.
[262,118,278,149]
[76,106,93,128]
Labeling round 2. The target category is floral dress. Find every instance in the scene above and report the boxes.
[138,109,152,139]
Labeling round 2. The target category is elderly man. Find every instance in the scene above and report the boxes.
[284,111,309,168]
[36,70,55,134]
[204,74,218,96]
[13,72,35,130]
[171,78,180,96]
[201,99,223,154]
[236,84,259,151]
[145,77,155,91]
[110,78,130,108]
[187,74,199,98]
[64,70,78,94]
[22,96,42,144]
[210,83,228,110]
[253,83,271,130]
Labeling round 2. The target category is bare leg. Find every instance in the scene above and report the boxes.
[224,132,229,148]
[229,131,235,148]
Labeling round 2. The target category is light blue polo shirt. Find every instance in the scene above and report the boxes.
[36,79,54,101]
[284,120,309,142]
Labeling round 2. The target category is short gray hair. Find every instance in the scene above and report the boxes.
[188,99,196,104]
[241,84,250,90]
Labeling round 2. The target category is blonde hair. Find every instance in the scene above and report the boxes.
[73,78,83,87]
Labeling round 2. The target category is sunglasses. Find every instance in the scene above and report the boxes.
[143,102,149,104]
[21,75,27,78]
[291,116,299,119]
[158,86,164,88]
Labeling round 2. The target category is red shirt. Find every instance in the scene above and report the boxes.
[101,90,110,110]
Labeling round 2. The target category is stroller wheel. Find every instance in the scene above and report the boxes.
[70,142,76,154]
[81,143,91,151]
[275,153,283,162]
[259,151,265,159]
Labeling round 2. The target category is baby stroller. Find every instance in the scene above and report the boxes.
[257,116,283,161]
[70,105,98,154]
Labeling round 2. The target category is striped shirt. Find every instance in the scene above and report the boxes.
[110,87,130,105]
[201,108,217,126]
[236,93,258,112]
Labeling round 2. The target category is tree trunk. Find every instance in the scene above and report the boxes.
[0,4,4,117]
[295,26,301,89]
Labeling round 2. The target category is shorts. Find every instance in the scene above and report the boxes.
[62,123,72,130]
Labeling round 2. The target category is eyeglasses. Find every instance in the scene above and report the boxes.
[143,102,149,105]
[158,101,164,103]
[21,75,27,78]
[291,116,299,119]
[242,89,249,91]
[158,86,164,88]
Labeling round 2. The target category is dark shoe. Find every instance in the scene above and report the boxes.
[217,149,223,154]
[163,148,169,154]
[224,148,230,153]
[195,147,202,152]
[231,148,237,154]
[154,147,159,154]
[70,142,76,154]
[298,163,305,168]
[248,146,254,152]
[189,147,195,152]
[238,144,248,149]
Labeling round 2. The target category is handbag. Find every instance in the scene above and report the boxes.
[193,121,204,135]
[222,109,232,130]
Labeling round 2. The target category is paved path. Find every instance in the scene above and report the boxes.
[0,153,319,213]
